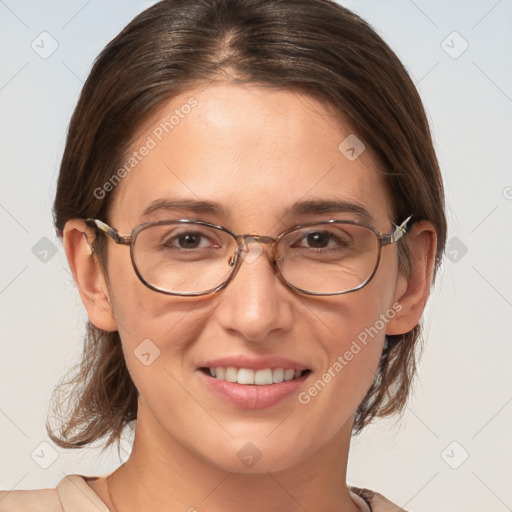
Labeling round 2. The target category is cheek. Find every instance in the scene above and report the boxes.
[312,296,387,394]
[104,251,209,375]
[114,294,208,367]
[303,258,401,411]
[115,299,212,430]
[106,248,179,335]
[317,273,398,361]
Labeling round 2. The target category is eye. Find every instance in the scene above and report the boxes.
[162,229,220,250]
[303,231,336,249]
[291,228,352,250]
[166,231,210,249]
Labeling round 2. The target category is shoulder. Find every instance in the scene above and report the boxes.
[350,486,409,512]
[0,475,109,512]
[0,487,63,511]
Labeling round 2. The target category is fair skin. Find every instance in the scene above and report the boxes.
[64,82,437,512]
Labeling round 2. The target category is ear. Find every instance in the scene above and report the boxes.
[62,219,118,332]
[386,220,438,335]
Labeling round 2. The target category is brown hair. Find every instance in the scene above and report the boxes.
[48,0,446,450]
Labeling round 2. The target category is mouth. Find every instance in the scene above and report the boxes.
[199,367,311,385]
[197,356,312,408]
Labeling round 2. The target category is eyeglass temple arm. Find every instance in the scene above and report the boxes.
[86,219,132,245]
[381,215,413,245]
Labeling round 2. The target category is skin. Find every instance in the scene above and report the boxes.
[64,82,437,512]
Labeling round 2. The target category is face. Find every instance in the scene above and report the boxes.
[100,82,404,472]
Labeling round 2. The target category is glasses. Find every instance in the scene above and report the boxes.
[86,215,412,297]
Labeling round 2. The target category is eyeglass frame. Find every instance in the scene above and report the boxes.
[85,215,413,297]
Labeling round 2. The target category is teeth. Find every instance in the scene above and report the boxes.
[238,368,256,385]
[225,367,238,383]
[272,368,284,383]
[254,369,272,385]
[209,367,304,385]
[284,369,295,381]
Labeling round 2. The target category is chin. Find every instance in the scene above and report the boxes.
[209,453,303,474]
[196,436,315,475]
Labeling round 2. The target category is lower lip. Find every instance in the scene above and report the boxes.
[198,370,310,409]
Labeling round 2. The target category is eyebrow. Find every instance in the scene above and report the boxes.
[285,199,373,223]
[141,198,227,218]
[140,197,373,223]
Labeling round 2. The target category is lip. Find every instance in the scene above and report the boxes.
[197,355,311,409]
[199,355,308,372]
[198,369,310,409]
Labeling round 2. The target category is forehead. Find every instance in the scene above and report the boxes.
[109,82,393,231]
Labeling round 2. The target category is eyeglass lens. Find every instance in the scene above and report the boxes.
[132,222,381,295]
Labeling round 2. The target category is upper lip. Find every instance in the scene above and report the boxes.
[199,355,309,371]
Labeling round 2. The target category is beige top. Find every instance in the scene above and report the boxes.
[0,475,408,511]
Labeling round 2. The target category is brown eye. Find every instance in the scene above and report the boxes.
[169,232,209,250]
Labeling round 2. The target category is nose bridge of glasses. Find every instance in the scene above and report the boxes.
[242,234,275,245]
[232,234,278,265]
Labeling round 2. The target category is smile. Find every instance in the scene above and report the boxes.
[205,367,308,385]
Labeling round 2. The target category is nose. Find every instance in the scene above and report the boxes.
[214,239,294,343]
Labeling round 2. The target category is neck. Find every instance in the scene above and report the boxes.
[106,403,360,512]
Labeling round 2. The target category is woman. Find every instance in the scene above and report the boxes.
[0,0,445,510]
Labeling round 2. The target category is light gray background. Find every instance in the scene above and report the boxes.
[1,1,511,510]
